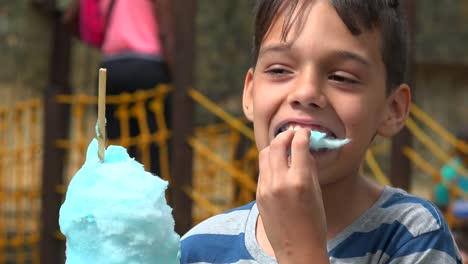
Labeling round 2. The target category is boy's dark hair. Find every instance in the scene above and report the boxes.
[252,0,408,92]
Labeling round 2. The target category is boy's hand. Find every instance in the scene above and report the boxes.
[257,128,329,263]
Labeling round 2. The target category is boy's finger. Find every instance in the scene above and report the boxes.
[269,130,295,173]
[290,128,316,178]
[257,147,269,189]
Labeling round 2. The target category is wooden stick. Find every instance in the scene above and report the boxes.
[97,68,107,162]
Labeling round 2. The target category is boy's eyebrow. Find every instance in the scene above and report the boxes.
[258,43,293,57]
[259,44,371,68]
[333,50,370,68]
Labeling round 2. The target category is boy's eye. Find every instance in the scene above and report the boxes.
[265,66,291,75]
[329,73,359,84]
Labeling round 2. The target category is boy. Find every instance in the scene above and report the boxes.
[181,0,462,263]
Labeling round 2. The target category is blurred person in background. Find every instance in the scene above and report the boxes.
[63,0,174,176]
[433,127,468,212]
[443,128,468,264]
[453,227,468,264]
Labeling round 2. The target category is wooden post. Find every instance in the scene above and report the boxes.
[40,7,72,264]
[390,1,416,190]
[170,0,196,235]
[31,0,55,13]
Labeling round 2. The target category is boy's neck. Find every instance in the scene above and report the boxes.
[321,174,383,239]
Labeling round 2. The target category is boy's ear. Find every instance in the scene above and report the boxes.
[377,84,411,137]
[242,68,255,121]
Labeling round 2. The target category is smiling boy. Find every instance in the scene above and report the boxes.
[180,0,462,263]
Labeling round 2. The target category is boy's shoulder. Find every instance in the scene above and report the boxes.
[180,202,258,263]
[377,186,445,235]
[329,186,461,263]
[182,202,256,239]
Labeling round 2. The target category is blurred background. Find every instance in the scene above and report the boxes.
[0,0,467,263]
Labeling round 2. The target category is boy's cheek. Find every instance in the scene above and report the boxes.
[338,107,381,135]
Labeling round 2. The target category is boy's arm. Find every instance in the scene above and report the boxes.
[257,129,329,264]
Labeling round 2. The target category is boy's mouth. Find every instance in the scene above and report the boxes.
[275,123,337,139]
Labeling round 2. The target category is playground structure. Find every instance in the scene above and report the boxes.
[2,0,468,262]
[0,84,466,264]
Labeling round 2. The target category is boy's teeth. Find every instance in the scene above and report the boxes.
[280,124,336,139]
[288,125,301,131]
[284,125,303,131]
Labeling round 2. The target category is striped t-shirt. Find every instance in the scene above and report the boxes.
[181,186,462,263]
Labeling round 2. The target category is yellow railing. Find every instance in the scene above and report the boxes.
[0,100,42,264]
[55,85,172,184]
[410,104,468,155]
[406,117,467,176]
[402,104,468,227]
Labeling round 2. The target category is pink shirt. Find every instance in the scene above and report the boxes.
[100,0,162,57]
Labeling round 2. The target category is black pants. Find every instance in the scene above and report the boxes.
[99,57,171,175]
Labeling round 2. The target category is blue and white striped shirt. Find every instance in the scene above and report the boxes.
[181,186,462,263]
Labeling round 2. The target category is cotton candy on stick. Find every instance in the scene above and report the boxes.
[309,130,351,151]
[59,68,180,264]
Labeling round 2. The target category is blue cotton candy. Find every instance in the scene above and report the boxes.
[309,130,351,151]
[59,139,180,264]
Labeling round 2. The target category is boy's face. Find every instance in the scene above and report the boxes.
[243,0,410,184]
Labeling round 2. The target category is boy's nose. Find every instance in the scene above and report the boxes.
[287,75,327,109]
